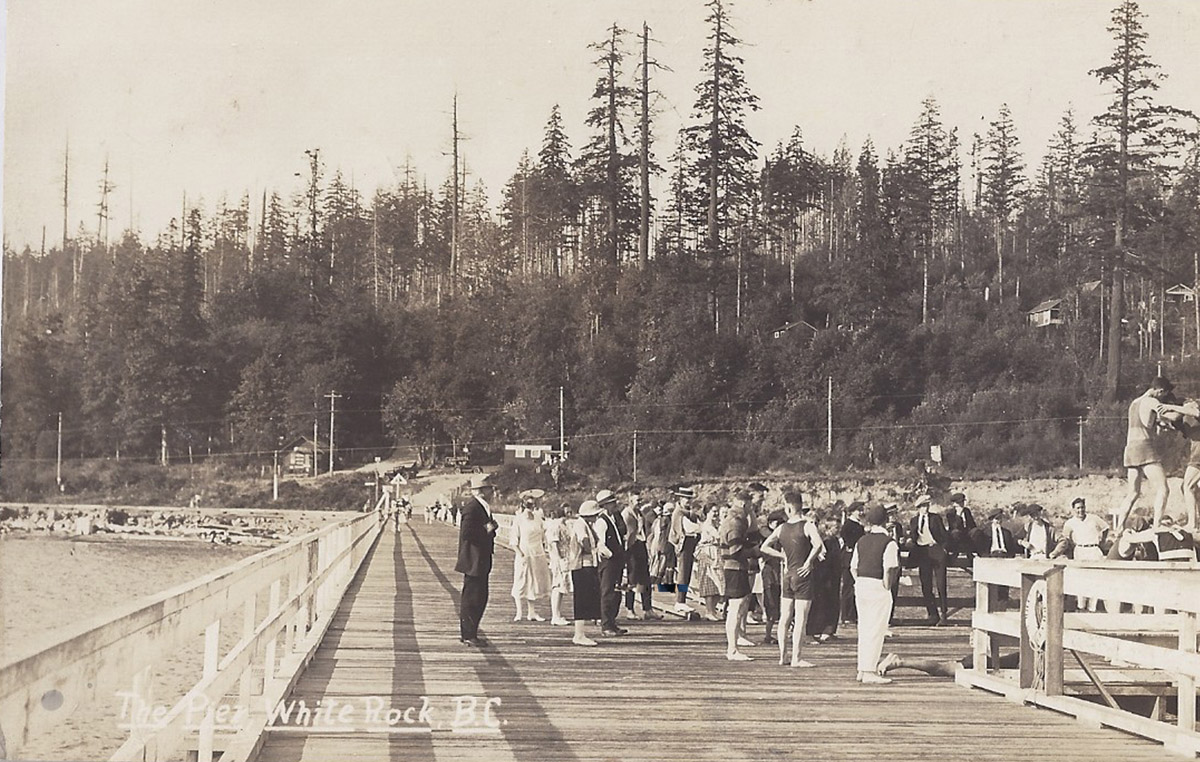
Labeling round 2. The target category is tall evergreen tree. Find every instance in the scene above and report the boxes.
[578,23,637,271]
[982,103,1026,301]
[1090,0,1173,399]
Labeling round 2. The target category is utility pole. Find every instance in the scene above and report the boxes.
[161,424,169,467]
[450,94,461,289]
[326,390,343,474]
[632,429,638,482]
[56,412,63,490]
[313,403,319,478]
[1078,416,1084,471]
[826,376,833,456]
[559,386,566,456]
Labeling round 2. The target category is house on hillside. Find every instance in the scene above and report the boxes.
[1027,298,1064,328]
[282,436,331,474]
[504,443,554,466]
[1166,284,1196,304]
[771,319,819,340]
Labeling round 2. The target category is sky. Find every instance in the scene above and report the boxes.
[2,0,1199,252]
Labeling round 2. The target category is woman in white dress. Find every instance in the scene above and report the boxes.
[544,503,573,625]
[510,495,552,621]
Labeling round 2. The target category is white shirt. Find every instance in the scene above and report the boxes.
[1064,514,1108,547]
[916,511,935,546]
[990,524,1008,554]
[849,527,900,581]
[1026,521,1050,558]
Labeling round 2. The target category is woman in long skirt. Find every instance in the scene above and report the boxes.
[510,497,552,621]
[692,504,726,620]
[569,500,606,646]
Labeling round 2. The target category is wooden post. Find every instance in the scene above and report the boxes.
[264,579,281,685]
[239,595,258,706]
[1180,611,1197,733]
[197,620,220,762]
[1045,566,1064,696]
[973,580,990,674]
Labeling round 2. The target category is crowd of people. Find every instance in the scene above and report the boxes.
[441,375,1200,682]
[442,467,1200,685]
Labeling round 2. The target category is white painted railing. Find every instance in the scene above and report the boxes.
[0,510,382,762]
[961,557,1200,756]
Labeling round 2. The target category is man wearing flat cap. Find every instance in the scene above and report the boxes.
[906,494,949,626]
[456,474,499,646]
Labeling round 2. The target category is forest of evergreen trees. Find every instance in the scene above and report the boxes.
[3,1,1199,498]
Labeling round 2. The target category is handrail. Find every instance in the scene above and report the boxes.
[962,557,1200,756]
[0,510,382,762]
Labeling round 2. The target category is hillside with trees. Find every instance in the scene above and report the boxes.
[3,0,1199,500]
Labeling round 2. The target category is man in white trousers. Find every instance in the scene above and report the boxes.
[852,504,900,684]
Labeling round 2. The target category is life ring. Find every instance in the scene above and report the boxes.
[1024,579,1048,649]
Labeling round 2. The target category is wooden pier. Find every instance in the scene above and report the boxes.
[253,523,1179,762]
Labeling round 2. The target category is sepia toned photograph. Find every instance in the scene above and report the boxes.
[2,1,1200,760]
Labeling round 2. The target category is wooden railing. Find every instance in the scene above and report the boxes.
[961,557,1200,757]
[0,510,382,762]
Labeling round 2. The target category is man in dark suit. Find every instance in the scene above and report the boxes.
[456,474,499,646]
[971,509,1017,559]
[944,492,976,566]
[594,489,628,636]
[838,502,866,624]
[906,494,950,625]
[884,503,906,624]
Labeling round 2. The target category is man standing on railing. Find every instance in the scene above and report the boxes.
[456,474,499,647]
[1115,376,1196,530]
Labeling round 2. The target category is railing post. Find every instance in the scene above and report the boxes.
[240,594,258,707]
[264,579,281,686]
[973,579,991,674]
[1180,611,1197,733]
[1045,566,1064,696]
[197,620,220,762]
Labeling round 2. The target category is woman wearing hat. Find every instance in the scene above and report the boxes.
[568,500,607,646]
[692,504,726,621]
[544,503,573,626]
[509,491,551,622]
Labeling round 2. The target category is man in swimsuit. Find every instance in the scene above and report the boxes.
[760,491,823,667]
[1115,377,1195,529]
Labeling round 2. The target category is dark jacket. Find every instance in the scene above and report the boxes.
[945,506,976,535]
[455,495,496,577]
[839,518,865,550]
[970,524,1017,558]
[907,510,949,548]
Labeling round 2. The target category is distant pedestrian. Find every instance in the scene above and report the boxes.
[839,502,866,624]
[622,489,660,620]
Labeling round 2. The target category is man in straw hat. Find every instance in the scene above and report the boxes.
[906,493,949,626]
[852,504,900,684]
[593,489,629,636]
[455,474,499,647]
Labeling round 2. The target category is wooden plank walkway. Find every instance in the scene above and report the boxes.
[254,521,1182,762]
